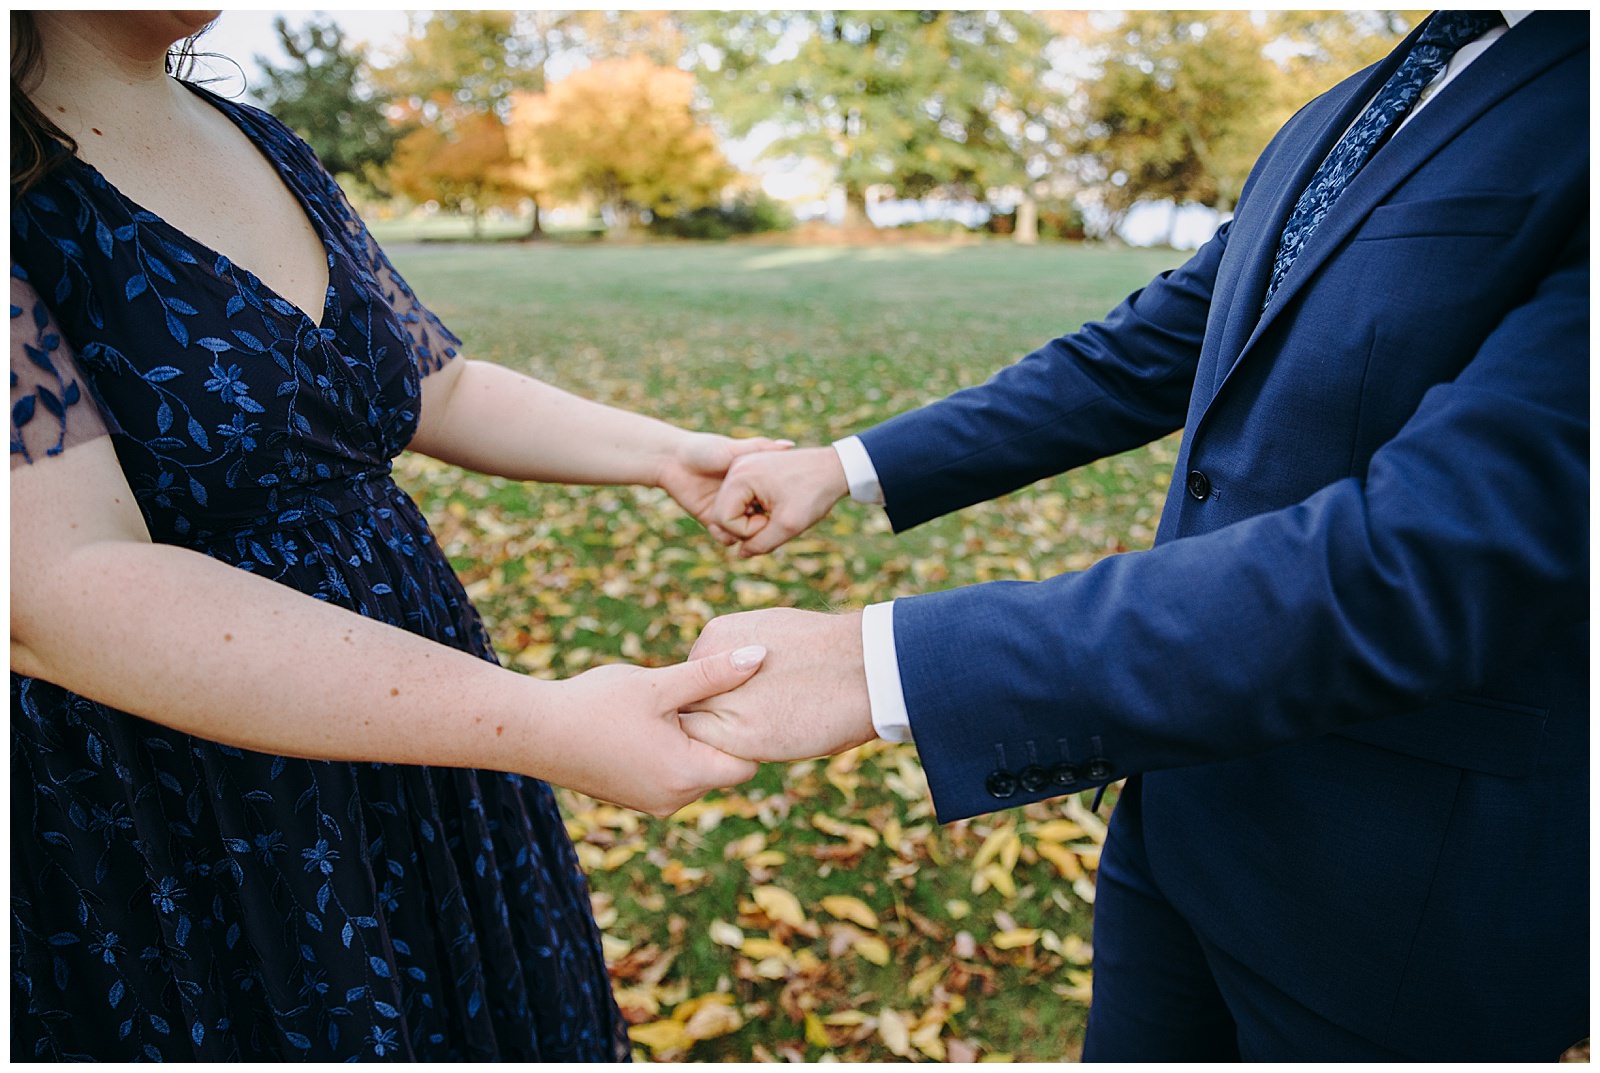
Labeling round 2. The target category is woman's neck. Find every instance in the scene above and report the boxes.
[27,12,215,143]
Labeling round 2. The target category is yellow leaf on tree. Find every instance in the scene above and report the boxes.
[752,885,807,928]
[820,895,879,930]
[992,928,1040,950]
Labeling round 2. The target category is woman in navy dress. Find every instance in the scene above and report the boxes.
[11,11,776,1061]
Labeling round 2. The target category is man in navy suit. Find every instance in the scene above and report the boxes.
[682,10,1588,1060]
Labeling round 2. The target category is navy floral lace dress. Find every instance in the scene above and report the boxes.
[10,84,630,1062]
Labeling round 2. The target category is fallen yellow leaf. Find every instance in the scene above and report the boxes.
[812,813,881,847]
[853,935,891,966]
[745,850,787,870]
[972,824,1017,871]
[822,1010,872,1026]
[1029,819,1085,843]
[878,1008,912,1057]
[740,937,794,962]
[683,1000,743,1042]
[820,894,879,930]
[709,920,744,949]
[992,928,1040,950]
[1034,840,1084,881]
[752,885,807,928]
[628,1020,691,1053]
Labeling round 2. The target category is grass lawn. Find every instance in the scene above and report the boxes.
[384,237,1188,1061]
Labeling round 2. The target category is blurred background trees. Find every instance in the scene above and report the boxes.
[246,9,1421,245]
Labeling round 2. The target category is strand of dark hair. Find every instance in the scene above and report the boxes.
[11,12,222,201]
[10,11,75,200]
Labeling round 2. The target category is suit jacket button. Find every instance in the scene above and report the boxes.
[1019,765,1048,791]
[1086,758,1114,781]
[1051,762,1081,788]
[1186,470,1211,500]
[986,770,1019,798]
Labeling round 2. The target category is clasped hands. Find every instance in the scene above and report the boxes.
[675,443,880,765]
[585,440,881,816]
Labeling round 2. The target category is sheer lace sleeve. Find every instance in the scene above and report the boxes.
[11,267,110,468]
[309,164,464,378]
[350,224,463,377]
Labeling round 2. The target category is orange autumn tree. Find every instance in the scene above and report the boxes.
[387,108,523,238]
[508,56,735,237]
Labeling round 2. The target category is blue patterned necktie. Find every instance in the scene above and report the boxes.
[1263,10,1503,308]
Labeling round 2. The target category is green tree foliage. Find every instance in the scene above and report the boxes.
[1268,10,1421,103]
[378,10,540,122]
[251,16,397,191]
[685,10,1058,226]
[1075,10,1418,240]
[1075,11,1279,231]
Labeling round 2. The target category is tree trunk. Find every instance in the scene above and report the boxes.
[525,197,545,241]
[1014,196,1039,245]
[841,185,872,229]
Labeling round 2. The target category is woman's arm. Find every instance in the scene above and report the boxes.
[411,358,787,540]
[10,436,762,817]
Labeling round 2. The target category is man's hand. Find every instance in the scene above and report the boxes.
[708,446,852,557]
[679,608,877,761]
[656,432,792,544]
[550,646,768,817]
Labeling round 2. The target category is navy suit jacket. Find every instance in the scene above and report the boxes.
[858,12,1587,1057]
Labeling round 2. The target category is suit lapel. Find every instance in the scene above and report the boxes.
[1207,48,1404,394]
[1215,13,1585,396]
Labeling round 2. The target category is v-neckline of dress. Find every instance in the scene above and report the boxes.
[68,81,334,330]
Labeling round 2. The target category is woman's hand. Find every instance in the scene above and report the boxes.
[537,645,769,817]
[656,431,792,544]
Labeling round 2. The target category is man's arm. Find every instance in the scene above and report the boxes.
[712,224,1229,554]
[688,233,1587,822]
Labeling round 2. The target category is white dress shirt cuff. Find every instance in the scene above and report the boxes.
[832,436,885,506]
[861,601,914,743]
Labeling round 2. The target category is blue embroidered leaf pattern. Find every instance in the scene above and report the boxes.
[11,85,620,1064]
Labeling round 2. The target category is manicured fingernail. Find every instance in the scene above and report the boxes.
[731,645,766,671]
